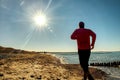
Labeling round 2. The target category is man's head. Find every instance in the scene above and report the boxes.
[79,22,84,28]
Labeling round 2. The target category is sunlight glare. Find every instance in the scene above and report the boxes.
[33,12,48,27]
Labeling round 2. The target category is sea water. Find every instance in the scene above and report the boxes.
[52,52,120,64]
[52,52,120,79]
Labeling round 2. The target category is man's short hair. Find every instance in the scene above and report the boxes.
[79,22,84,28]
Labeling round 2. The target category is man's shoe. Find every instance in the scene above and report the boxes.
[82,73,88,80]
[88,74,94,80]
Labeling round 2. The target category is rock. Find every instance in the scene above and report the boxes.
[57,78,60,80]
[30,75,35,78]
[36,75,42,79]
[22,77,26,80]
[19,77,26,80]
[0,62,4,65]
[6,71,12,74]
[0,73,4,77]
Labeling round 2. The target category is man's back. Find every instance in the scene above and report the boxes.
[71,28,96,50]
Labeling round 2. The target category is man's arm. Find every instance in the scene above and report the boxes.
[90,30,96,49]
[71,29,78,40]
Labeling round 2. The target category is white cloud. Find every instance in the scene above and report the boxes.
[0,4,8,9]
[20,0,24,6]
[0,0,9,10]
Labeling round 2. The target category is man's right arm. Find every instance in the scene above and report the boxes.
[71,29,78,40]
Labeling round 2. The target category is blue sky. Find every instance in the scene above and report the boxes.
[0,0,120,52]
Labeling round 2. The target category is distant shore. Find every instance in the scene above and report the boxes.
[0,52,108,80]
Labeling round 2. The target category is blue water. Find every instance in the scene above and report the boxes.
[52,52,120,64]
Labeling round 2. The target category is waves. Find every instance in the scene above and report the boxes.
[46,53,67,64]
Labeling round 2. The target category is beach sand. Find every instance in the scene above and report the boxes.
[0,52,107,80]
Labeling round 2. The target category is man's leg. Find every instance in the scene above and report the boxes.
[78,49,92,80]
[78,50,90,72]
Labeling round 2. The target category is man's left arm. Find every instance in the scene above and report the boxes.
[90,30,96,49]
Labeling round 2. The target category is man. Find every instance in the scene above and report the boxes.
[71,22,96,80]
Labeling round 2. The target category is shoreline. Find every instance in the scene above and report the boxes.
[94,66,120,80]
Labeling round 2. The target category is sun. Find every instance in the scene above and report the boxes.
[33,12,48,27]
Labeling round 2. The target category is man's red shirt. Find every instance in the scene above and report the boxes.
[71,28,96,50]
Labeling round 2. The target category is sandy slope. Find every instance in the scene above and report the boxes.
[0,53,107,80]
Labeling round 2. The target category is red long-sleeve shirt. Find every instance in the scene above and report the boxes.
[71,28,96,50]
